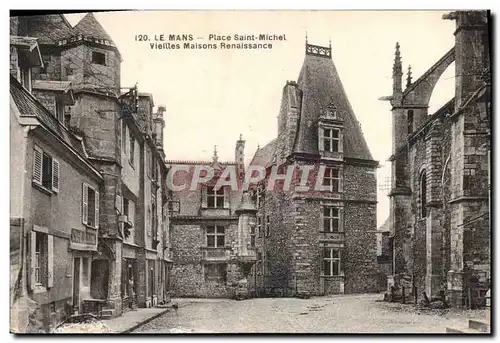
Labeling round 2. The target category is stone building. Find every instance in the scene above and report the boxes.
[248,41,379,297]
[10,13,172,331]
[381,10,491,307]
[10,36,103,332]
[167,140,258,298]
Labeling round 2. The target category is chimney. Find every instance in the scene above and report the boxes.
[153,105,166,151]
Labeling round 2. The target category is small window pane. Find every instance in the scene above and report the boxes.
[324,260,331,276]
[216,235,225,247]
[333,261,340,275]
[207,196,215,208]
[324,139,331,151]
[324,219,331,231]
[332,140,339,152]
[323,207,331,217]
[207,226,215,234]
[207,236,215,247]
[331,208,339,217]
[332,130,339,138]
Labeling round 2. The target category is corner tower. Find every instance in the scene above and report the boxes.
[60,13,121,92]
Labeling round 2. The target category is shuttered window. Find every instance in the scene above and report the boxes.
[82,183,99,229]
[33,145,60,193]
[30,231,53,289]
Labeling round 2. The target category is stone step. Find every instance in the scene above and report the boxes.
[469,319,490,333]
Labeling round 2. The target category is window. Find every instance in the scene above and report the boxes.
[56,99,64,123]
[206,226,225,247]
[205,264,227,281]
[323,248,341,276]
[323,167,340,192]
[265,215,270,237]
[34,232,47,285]
[420,171,427,218]
[207,186,225,209]
[256,187,263,208]
[323,128,340,152]
[91,51,106,65]
[129,136,135,166]
[20,65,31,92]
[82,183,99,229]
[323,206,340,232]
[151,196,158,248]
[257,217,262,238]
[408,110,414,134]
[250,225,256,247]
[33,145,60,193]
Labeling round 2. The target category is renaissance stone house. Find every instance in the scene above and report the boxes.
[381,10,491,308]
[10,13,171,331]
[167,139,258,298]
[249,42,379,297]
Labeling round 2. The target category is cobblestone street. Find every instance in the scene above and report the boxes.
[132,294,490,333]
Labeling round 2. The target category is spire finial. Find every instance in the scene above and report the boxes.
[329,37,331,48]
[257,142,260,150]
[239,133,243,141]
[305,31,308,45]
[213,145,218,162]
[393,42,402,75]
[406,65,412,87]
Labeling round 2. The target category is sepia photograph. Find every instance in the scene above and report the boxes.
[8,9,491,334]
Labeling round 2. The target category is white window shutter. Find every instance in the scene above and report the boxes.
[29,231,36,290]
[339,207,344,233]
[82,183,88,225]
[33,146,43,185]
[52,158,60,193]
[95,190,99,229]
[47,235,53,288]
[201,187,207,208]
[223,187,230,209]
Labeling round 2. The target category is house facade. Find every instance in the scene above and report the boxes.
[248,42,379,297]
[383,10,491,308]
[168,139,258,298]
[10,13,172,332]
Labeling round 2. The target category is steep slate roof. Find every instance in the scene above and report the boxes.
[295,48,373,160]
[249,138,277,168]
[73,12,114,43]
[21,15,74,45]
[10,75,85,157]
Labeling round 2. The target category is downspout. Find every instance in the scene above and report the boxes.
[20,126,35,299]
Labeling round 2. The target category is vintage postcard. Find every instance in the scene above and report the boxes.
[9,10,491,334]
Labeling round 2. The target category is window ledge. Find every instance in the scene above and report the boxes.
[33,285,47,294]
[319,231,344,234]
[32,182,54,196]
[320,275,344,279]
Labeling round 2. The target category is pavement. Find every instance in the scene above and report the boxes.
[131,294,491,334]
[103,307,171,333]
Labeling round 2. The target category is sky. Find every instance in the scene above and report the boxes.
[66,11,456,227]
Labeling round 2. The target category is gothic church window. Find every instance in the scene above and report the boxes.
[420,170,427,218]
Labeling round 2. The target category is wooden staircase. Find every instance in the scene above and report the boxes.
[446,319,490,334]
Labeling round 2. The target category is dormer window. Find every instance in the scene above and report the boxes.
[323,128,340,153]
